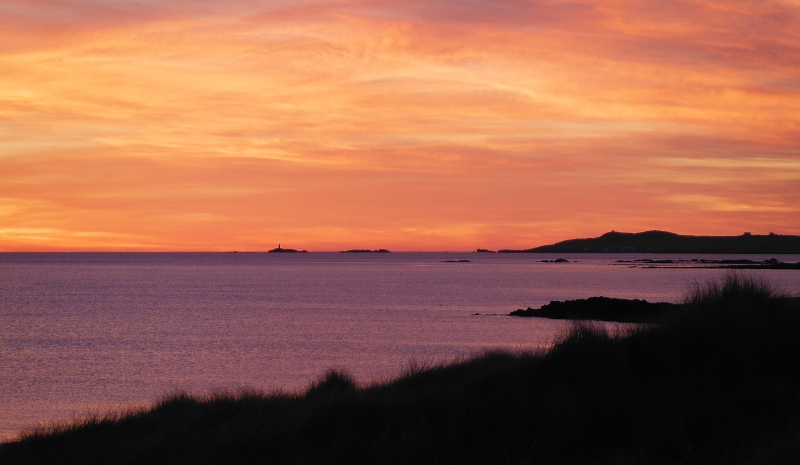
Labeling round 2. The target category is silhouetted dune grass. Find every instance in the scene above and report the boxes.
[3,274,800,464]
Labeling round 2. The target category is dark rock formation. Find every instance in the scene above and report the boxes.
[510,296,681,323]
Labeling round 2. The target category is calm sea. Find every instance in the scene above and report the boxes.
[2,252,799,441]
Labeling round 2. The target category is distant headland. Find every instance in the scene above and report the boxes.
[499,230,800,254]
[267,245,308,253]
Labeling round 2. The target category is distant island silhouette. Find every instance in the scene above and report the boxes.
[267,245,308,253]
[499,230,800,254]
[340,249,391,253]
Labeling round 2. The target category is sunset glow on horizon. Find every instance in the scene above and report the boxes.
[2,0,798,251]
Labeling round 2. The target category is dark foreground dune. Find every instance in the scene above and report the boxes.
[3,275,800,464]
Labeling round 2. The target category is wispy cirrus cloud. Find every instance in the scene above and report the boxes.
[1,0,798,250]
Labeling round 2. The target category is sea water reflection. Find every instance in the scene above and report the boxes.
[1,252,799,440]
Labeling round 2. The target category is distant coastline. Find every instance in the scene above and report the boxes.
[498,230,800,254]
[617,258,800,270]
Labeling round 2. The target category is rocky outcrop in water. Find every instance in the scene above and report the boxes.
[510,296,681,323]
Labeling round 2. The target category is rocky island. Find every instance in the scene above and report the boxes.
[267,245,308,253]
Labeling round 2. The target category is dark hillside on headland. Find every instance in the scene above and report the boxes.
[500,230,800,253]
[2,275,800,464]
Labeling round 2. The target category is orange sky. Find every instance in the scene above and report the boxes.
[1,0,799,251]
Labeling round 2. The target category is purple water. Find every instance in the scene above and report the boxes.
[2,252,799,441]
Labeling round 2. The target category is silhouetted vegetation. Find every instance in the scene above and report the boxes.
[2,275,799,464]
